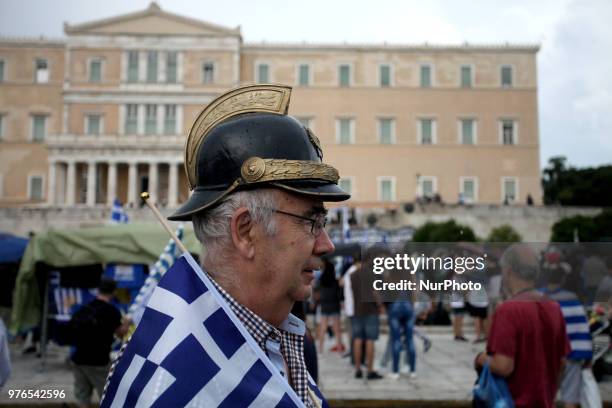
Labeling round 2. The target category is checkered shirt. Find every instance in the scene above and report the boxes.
[208,275,314,408]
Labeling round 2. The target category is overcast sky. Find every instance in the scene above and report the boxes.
[1,0,610,169]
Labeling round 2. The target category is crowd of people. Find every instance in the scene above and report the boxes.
[307,244,612,407]
[309,247,428,381]
[4,241,610,407]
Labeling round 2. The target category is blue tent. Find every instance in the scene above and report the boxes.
[0,233,28,264]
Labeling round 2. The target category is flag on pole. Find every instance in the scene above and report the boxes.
[127,225,184,327]
[110,198,129,224]
[101,253,304,408]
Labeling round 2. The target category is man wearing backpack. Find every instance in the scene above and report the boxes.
[70,278,126,407]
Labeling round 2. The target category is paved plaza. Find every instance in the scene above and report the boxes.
[2,326,612,406]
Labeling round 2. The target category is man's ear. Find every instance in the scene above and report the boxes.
[230,207,255,259]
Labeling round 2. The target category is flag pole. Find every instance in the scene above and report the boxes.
[141,192,189,254]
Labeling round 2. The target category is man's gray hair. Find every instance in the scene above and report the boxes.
[192,189,278,258]
[500,244,540,282]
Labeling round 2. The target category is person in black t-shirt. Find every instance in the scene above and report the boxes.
[70,278,126,407]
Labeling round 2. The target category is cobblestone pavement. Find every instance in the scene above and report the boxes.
[317,326,612,403]
[1,326,612,406]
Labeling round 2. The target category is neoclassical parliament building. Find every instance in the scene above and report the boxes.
[0,3,541,210]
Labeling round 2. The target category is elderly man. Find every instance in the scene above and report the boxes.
[168,84,348,406]
[474,244,570,408]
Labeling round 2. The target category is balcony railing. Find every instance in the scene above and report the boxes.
[46,133,185,148]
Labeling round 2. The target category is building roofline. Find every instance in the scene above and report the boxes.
[243,41,540,53]
[64,1,241,37]
[0,36,65,47]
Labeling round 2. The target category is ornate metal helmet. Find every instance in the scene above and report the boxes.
[168,84,350,221]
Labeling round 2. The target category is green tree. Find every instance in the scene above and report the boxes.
[549,210,612,242]
[413,220,477,242]
[542,156,612,206]
[487,225,522,242]
[542,156,568,205]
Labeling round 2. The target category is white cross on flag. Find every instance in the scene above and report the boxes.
[101,253,304,407]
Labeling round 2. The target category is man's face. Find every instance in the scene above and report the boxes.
[254,190,335,305]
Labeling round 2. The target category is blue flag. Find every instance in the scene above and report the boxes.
[110,198,129,224]
[101,253,304,408]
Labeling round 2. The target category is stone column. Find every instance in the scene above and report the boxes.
[47,160,56,206]
[128,162,137,206]
[137,105,145,135]
[168,161,179,207]
[86,161,97,206]
[159,52,167,83]
[148,161,158,203]
[177,105,184,136]
[138,51,146,82]
[157,104,165,135]
[66,160,76,206]
[107,161,117,205]
[62,104,69,134]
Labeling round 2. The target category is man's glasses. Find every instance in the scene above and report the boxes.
[272,209,328,236]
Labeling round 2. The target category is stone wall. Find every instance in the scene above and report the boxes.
[0,204,603,243]
[352,204,603,242]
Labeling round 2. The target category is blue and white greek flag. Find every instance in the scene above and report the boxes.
[110,198,129,224]
[127,225,184,326]
[101,253,304,408]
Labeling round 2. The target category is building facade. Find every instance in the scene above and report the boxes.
[0,3,541,210]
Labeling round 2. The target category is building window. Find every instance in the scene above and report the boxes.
[125,104,138,134]
[89,59,102,83]
[460,119,476,145]
[31,115,46,142]
[0,60,5,82]
[338,64,351,87]
[418,118,435,144]
[501,65,513,87]
[418,176,437,199]
[35,59,49,83]
[146,51,158,83]
[298,64,310,86]
[460,177,477,203]
[86,115,102,135]
[378,118,394,144]
[145,104,157,134]
[500,119,517,145]
[460,65,472,88]
[202,62,214,84]
[257,63,269,83]
[336,118,354,144]
[379,64,391,87]
[420,64,432,88]
[502,177,518,204]
[379,177,395,202]
[339,178,353,196]
[295,116,312,129]
[127,51,139,83]
[166,52,178,83]
[164,104,176,134]
[29,175,44,200]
